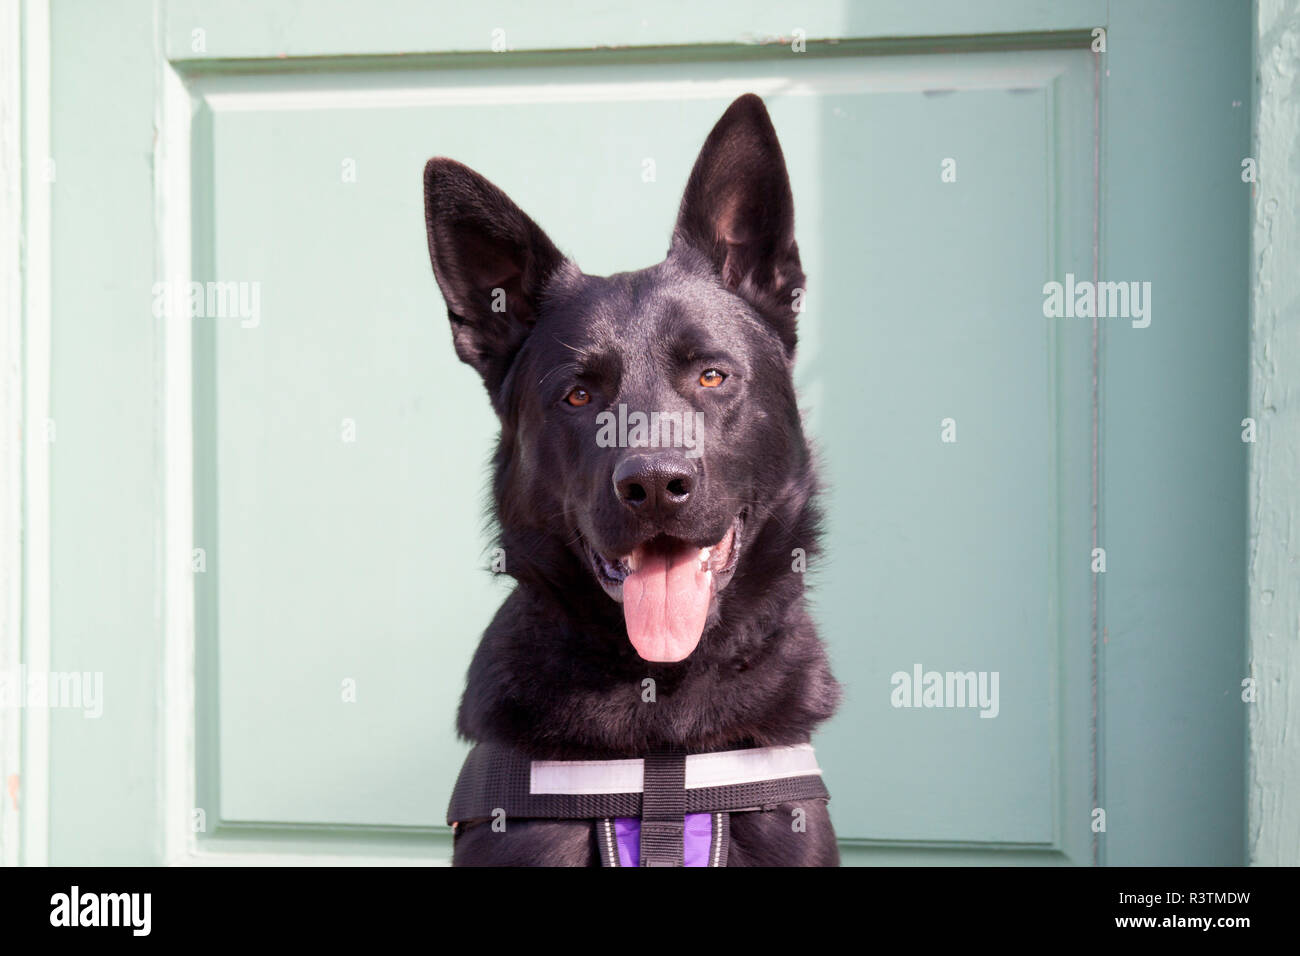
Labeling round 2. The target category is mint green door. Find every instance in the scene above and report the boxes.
[18,0,1247,865]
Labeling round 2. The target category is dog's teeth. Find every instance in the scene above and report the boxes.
[625,553,638,572]
[699,548,712,569]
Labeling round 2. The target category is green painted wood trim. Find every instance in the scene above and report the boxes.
[1248,0,1300,867]
[162,0,1108,62]
[1099,0,1251,865]
[0,0,23,872]
[200,824,453,864]
[840,844,1072,866]
[45,0,163,865]
[166,34,1098,79]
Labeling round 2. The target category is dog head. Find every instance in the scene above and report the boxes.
[423,94,814,664]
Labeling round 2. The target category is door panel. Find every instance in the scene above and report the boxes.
[807,57,1094,851]
[189,51,1094,851]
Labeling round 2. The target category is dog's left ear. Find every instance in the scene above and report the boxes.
[672,94,804,355]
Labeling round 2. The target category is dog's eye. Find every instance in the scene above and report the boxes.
[565,387,591,407]
[699,369,727,388]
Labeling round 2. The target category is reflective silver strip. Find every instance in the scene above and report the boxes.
[601,818,619,867]
[529,743,820,795]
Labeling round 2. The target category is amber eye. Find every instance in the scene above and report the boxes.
[566,387,591,407]
[699,368,727,388]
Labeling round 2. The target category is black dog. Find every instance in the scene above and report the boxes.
[423,94,840,866]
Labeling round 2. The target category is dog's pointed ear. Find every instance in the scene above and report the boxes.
[423,158,570,394]
[671,94,804,355]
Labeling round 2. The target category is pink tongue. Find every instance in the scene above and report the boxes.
[622,542,712,662]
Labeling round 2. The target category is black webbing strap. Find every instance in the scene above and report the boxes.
[446,742,830,825]
[639,752,686,867]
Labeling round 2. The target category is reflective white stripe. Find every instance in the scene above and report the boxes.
[528,744,820,795]
[529,758,643,795]
[685,743,821,789]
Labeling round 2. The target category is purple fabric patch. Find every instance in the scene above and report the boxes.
[614,813,713,867]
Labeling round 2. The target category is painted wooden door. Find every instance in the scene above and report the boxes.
[10,0,1247,865]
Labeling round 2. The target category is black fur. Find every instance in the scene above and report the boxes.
[423,94,841,866]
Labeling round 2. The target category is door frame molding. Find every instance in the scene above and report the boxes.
[1247,0,1300,866]
[0,0,23,870]
[0,0,52,869]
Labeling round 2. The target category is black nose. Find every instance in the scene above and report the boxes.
[613,453,696,518]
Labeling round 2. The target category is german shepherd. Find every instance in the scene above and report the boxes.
[423,94,840,866]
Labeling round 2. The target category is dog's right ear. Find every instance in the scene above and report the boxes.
[423,159,569,395]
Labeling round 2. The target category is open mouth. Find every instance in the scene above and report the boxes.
[585,512,745,663]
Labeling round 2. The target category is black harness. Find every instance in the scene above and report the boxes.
[447,742,830,866]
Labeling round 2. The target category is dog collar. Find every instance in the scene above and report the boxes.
[447,742,829,867]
